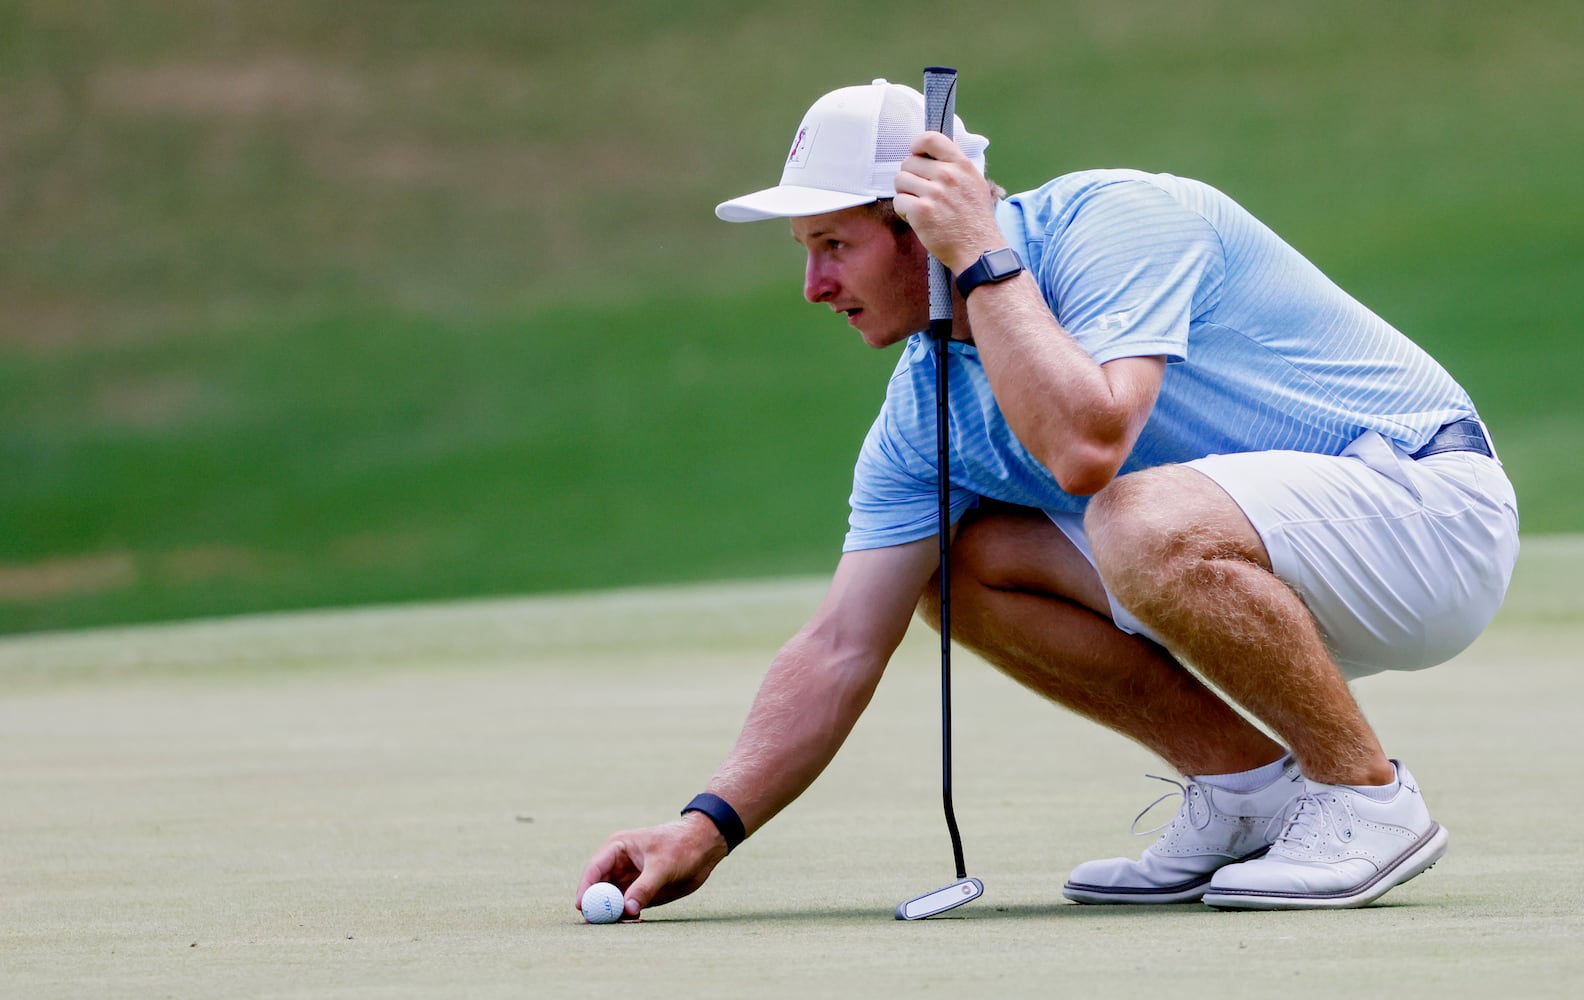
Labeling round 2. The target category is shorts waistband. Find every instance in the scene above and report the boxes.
[1409,417,1492,460]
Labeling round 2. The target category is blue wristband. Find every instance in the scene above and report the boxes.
[682,793,746,853]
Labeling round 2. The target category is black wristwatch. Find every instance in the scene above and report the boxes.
[954,247,1025,299]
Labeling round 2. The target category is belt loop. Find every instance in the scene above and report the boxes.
[1476,419,1498,462]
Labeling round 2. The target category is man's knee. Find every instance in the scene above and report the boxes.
[1085,467,1269,606]
[1086,469,1176,577]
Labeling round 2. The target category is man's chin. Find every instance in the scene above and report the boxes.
[859,331,908,349]
[838,309,912,349]
[855,323,914,350]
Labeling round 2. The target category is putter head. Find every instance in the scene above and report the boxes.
[895,876,984,920]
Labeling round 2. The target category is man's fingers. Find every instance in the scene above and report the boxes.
[575,819,721,919]
[911,131,963,162]
[898,152,942,185]
[895,134,984,227]
[574,838,639,911]
[617,862,668,919]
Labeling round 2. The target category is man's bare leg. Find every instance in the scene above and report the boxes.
[918,503,1283,776]
[1082,466,1395,787]
[923,503,1306,904]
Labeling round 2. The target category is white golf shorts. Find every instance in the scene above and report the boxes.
[1050,430,1520,679]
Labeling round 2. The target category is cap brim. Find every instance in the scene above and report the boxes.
[715,185,879,223]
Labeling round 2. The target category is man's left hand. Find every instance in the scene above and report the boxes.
[892,132,1004,273]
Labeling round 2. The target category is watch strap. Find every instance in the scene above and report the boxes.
[682,793,746,852]
[954,247,1025,299]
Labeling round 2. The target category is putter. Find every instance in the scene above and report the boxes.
[896,65,985,921]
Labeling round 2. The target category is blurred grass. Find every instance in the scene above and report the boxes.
[3,0,1582,634]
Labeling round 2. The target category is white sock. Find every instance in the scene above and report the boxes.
[1344,773,1402,801]
[1194,754,1292,794]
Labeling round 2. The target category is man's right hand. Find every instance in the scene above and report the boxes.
[574,811,729,920]
[572,542,940,920]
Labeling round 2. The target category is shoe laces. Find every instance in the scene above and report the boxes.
[1275,791,1354,849]
[1129,774,1194,838]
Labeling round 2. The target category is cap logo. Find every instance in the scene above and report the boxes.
[786,124,816,169]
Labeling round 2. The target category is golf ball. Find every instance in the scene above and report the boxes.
[581,882,625,924]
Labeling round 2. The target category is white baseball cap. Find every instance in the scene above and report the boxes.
[715,78,990,223]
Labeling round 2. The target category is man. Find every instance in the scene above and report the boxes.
[576,78,1518,919]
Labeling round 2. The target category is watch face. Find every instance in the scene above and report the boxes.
[955,247,1026,299]
[986,247,1022,279]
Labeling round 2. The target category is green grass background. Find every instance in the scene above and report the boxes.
[4,0,1582,634]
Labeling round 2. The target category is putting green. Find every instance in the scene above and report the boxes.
[3,538,1581,997]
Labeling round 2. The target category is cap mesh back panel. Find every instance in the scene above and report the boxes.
[872,87,923,189]
[870,86,987,191]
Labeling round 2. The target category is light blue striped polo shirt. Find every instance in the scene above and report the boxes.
[845,169,1477,552]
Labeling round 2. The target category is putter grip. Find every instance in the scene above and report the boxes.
[923,67,956,325]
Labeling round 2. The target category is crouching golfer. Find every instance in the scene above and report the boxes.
[577,78,1518,918]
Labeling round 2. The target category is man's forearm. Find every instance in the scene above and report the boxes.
[704,624,889,837]
[964,278,1159,494]
[692,540,936,846]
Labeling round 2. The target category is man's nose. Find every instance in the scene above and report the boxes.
[804,255,836,303]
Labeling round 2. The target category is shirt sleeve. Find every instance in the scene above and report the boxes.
[844,395,977,553]
[1041,179,1225,365]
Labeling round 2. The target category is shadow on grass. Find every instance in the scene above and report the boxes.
[638,901,1175,924]
[640,898,1423,924]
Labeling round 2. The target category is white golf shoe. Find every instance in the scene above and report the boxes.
[1062,758,1304,904]
[1202,760,1448,909]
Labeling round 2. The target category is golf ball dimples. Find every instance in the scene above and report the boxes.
[581,882,624,924]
